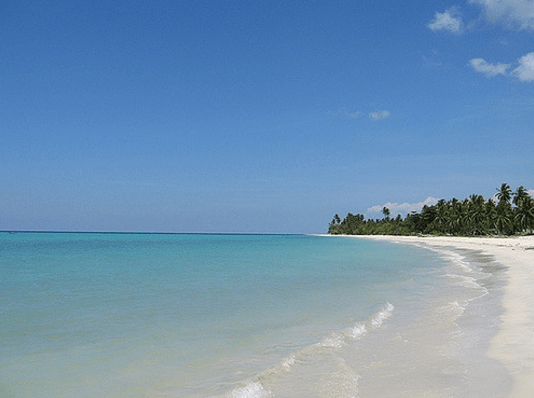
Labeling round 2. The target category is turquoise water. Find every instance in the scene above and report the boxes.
[0,233,509,397]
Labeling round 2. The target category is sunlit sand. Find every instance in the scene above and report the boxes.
[346,235,534,397]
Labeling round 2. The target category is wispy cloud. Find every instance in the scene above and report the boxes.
[367,197,439,216]
[368,110,391,121]
[469,0,534,30]
[330,108,391,121]
[469,58,511,77]
[469,52,534,82]
[428,7,464,33]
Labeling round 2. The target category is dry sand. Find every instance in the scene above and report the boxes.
[345,235,534,397]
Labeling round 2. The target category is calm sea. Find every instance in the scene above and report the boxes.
[0,233,510,397]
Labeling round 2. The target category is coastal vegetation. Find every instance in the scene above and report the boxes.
[329,184,534,236]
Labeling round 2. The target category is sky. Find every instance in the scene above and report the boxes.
[1,0,534,234]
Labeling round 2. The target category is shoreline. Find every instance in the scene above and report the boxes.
[324,234,534,397]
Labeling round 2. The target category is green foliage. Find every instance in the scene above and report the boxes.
[328,183,534,236]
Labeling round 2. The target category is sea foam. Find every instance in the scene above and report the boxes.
[370,302,395,328]
[231,382,271,398]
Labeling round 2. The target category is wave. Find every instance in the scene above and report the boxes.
[222,302,395,398]
[230,381,272,398]
[314,302,395,354]
[443,273,484,289]
[369,302,395,328]
[348,322,367,339]
[406,242,477,274]
[407,244,492,304]
[222,245,495,398]
[318,332,346,348]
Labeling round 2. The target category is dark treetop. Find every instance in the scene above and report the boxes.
[329,184,534,236]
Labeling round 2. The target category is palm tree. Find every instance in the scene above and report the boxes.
[496,183,513,234]
[496,183,512,206]
[431,199,449,234]
[327,183,531,236]
[468,194,486,235]
[448,198,464,235]
[513,188,534,233]
[526,197,534,233]
[495,209,512,235]
[485,199,497,234]
[513,186,529,207]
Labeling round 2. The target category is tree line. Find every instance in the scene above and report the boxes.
[328,183,534,236]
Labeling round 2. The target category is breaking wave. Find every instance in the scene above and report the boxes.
[222,302,395,398]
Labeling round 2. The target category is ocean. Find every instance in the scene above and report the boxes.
[0,233,510,397]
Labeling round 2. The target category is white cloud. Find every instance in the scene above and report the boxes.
[511,52,534,81]
[368,110,391,121]
[469,58,511,77]
[528,189,534,197]
[469,52,534,82]
[470,0,534,30]
[367,197,439,216]
[428,7,464,33]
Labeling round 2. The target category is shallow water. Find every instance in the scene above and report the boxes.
[0,233,510,397]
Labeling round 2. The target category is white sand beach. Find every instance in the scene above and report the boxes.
[348,235,534,397]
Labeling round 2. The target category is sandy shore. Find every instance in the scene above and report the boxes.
[336,235,534,397]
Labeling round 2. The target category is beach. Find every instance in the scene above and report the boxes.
[2,232,530,397]
[348,235,534,397]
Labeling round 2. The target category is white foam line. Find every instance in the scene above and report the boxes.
[280,354,295,372]
[405,244,492,306]
[225,302,396,397]
[319,332,345,348]
[348,322,367,339]
[231,381,271,398]
[370,302,395,328]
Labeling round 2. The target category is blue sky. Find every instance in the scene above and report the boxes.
[2,0,534,233]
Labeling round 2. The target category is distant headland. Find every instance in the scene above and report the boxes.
[328,183,534,236]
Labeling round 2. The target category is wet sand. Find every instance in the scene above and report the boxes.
[349,235,534,397]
